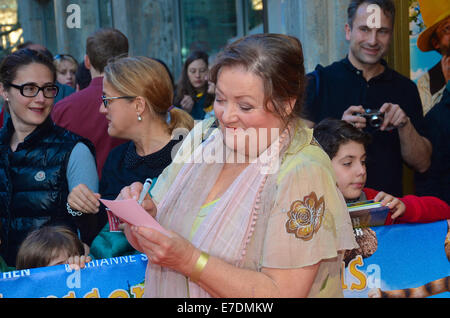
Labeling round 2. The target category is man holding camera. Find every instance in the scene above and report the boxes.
[303,0,431,197]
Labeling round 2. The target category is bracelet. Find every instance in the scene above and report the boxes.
[66,203,83,216]
[190,251,209,283]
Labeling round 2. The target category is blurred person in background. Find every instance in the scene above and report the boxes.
[173,51,215,120]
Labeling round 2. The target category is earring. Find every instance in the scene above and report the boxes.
[137,114,142,121]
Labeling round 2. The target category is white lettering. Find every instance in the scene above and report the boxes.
[66,269,81,289]
[178,302,211,315]
[352,217,361,228]
[1,270,31,279]
[66,4,81,29]
[366,4,381,28]
[366,264,382,288]
[100,259,109,266]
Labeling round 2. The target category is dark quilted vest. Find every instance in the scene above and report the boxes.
[0,117,95,266]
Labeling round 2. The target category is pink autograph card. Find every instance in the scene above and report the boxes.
[100,199,170,236]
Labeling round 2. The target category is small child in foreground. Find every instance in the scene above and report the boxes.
[313,118,450,224]
[15,225,91,270]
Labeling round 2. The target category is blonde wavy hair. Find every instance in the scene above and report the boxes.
[104,56,194,134]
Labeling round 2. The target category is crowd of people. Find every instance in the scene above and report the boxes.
[0,0,449,298]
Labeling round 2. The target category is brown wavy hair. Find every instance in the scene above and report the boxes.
[16,226,84,270]
[209,33,306,127]
[173,51,215,108]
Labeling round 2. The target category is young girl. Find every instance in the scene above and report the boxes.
[313,118,450,224]
[15,225,91,270]
[53,54,78,89]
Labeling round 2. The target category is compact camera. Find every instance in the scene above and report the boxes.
[355,109,385,128]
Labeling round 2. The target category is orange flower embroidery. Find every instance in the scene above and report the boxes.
[285,192,325,241]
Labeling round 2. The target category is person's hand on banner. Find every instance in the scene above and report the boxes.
[67,255,92,270]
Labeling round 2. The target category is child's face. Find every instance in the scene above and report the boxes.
[56,60,77,88]
[331,141,367,200]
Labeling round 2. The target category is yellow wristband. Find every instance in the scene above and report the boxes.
[190,251,209,283]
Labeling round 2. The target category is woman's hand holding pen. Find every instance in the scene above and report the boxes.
[120,181,199,273]
[117,181,157,218]
[119,181,159,254]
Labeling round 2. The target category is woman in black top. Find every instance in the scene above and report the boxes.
[0,49,97,266]
[68,56,194,258]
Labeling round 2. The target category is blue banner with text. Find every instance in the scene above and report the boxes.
[0,221,449,298]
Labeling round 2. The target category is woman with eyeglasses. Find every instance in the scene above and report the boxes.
[67,56,194,259]
[0,49,98,267]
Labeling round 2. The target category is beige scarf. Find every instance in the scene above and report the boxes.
[144,126,291,297]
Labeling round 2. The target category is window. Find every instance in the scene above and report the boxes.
[0,0,22,58]
[98,0,113,28]
[179,0,265,62]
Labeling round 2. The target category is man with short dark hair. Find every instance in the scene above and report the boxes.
[52,28,129,178]
[416,0,450,115]
[303,0,431,197]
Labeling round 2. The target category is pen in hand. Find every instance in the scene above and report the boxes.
[138,178,153,205]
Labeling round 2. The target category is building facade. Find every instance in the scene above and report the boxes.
[14,0,368,79]
[1,0,415,194]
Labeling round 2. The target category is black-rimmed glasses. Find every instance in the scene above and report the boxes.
[101,95,136,108]
[8,83,59,98]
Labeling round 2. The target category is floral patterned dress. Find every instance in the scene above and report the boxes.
[255,126,358,297]
[150,118,357,297]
